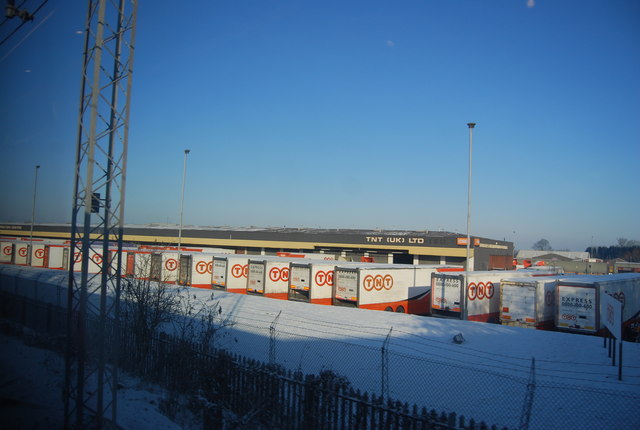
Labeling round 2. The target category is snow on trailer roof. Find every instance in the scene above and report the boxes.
[501,276,565,284]
[555,273,640,284]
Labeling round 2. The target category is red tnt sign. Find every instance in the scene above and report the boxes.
[269,267,290,282]
[363,274,394,291]
[467,282,495,301]
[165,258,178,271]
[196,261,210,274]
[232,264,248,278]
[315,270,334,286]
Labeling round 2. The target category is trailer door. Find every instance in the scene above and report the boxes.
[556,285,597,333]
[431,273,463,317]
[43,246,50,268]
[179,255,192,285]
[62,247,69,270]
[212,258,227,288]
[150,253,162,281]
[248,261,265,294]
[289,264,311,301]
[501,282,537,326]
[334,268,359,304]
[125,252,136,277]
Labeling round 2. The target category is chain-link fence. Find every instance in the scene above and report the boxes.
[1,266,639,429]
[220,311,640,430]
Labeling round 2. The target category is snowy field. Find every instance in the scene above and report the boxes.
[1,265,639,429]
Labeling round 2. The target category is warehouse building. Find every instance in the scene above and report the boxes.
[0,223,514,271]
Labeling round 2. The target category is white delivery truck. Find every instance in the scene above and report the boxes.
[555,273,640,341]
[431,270,559,322]
[247,256,295,300]
[333,264,462,314]
[211,254,251,294]
[500,276,574,329]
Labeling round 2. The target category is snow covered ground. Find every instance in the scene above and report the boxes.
[1,265,639,429]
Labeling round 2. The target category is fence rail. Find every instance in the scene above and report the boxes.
[0,290,504,430]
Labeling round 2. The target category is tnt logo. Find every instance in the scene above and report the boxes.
[232,264,248,278]
[165,258,178,271]
[196,261,213,274]
[363,274,393,291]
[467,282,495,301]
[315,270,334,286]
[269,267,290,282]
[18,247,28,257]
[3,246,12,256]
[34,249,45,259]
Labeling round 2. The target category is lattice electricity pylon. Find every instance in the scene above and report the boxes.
[64,1,138,428]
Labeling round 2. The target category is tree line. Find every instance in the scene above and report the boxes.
[532,237,640,262]
[585,245,640,262]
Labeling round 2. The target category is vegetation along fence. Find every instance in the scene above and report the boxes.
[0,290,504,430]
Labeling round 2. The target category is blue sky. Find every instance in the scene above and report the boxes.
[1,0,639,252]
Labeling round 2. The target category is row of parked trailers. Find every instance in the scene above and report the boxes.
[432,271,640,340]
[2,237,639,340]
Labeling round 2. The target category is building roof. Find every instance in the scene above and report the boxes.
[516,250,589,261]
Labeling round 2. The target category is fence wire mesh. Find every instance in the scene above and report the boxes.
[1,266,639,430]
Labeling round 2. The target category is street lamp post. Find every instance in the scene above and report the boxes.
[177,149,190,253]
[465,123,475,320]
[28,164,40,265]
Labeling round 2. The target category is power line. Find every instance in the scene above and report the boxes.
[0,0,49,47]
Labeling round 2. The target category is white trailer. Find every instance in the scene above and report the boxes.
[43,244,69,270]
[555,273,640,341]
[122,249,153,279]
[177,252,228,288]
[277,252,336,260]
[13,241,30,265]
[29,242,47,267]
[500,276,571,329]
[431,270,559,322]
[147,251,179,283]
[0,239,15,264]
[333,264,462,314]
[247,256,295,300]
[211,254,251,294]
[288,260,366,305]
[70,245,131,274]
